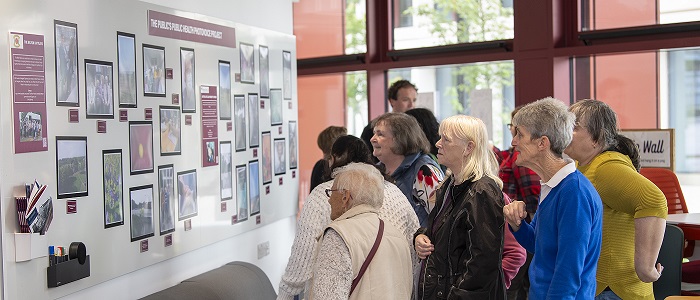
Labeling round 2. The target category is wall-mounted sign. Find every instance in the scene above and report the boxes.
[619,129,674,170]
[147,10,236,48]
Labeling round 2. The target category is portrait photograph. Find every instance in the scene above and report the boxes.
[177,169,198,220]
[142,44,165,97]
[85,59,114,119]
[205,141,217,164]
[261,131,272,184]
[273,138,286,176]
[129,121,154,175]
[117,32,137,108]
[18,112,43,142]
[288,121,298,169]
[236,164,248,222]
[129,184,154,242]
[249,160,260,216]
[56,136,88,199]
[270,88,283,125]
[220,141,233,200]
[103,149,124,228]
[54,20,79,106]
[159,106,181,156]
[283,50,292,99]
[158,164,176,235]
[234,94,247,152]
[248,93,260,148]
[259,45,269,98]
[239,42,255,84]
[219,60,232,120]
[180,48,196,113]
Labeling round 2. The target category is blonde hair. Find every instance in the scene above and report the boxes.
[439,115,502,189]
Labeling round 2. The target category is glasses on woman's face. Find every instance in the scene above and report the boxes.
[325,188,339,197]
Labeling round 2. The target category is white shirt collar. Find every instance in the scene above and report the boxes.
[539,158,576,204]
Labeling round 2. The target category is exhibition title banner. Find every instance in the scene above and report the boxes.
[147,10,236,48]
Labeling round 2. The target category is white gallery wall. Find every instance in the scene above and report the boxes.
[0,0,297,299]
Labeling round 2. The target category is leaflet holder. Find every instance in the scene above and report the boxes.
[47,242,90,288]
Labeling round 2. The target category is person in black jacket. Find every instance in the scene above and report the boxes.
[309,126,346,193]
[414,115,506,300]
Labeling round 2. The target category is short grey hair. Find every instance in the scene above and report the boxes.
[334,163,384,209]
[512,97,574,156]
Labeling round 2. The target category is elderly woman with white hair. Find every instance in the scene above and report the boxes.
[414,115,507,299]
[309,163,413,300]
[503,97,603,299]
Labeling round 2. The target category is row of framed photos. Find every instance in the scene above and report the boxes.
[54,20,293,118]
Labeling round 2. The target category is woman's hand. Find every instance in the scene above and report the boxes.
[415,234,434,259]
[503,201,527,232]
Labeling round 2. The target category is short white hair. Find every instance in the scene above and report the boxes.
[334,163,384,209]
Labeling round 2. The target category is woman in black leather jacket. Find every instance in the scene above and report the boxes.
[414,115,506,300]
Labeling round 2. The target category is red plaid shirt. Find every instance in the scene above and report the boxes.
[495,148,541,214]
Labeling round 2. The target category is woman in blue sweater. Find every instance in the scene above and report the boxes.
[503,97,603,300]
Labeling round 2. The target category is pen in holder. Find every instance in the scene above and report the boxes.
[47,242,90,288]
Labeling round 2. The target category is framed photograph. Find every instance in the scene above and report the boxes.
[159,106,181,155]
[117,32,137,108]
[56,136,88,199]
[288,121,298,169]
[129,121,154,175]
[18,112,43,142]
[85,59,114,119]
[158,165,176,235]
[236,164,248,222]
[220,141,233,201]
[270,88,283,126]
[54,20,79,106]
[129,184,155,242]
[248,93,260,148]
[239,42,255,84]
[273,138,287,175]
[283,50,292,99]
[259,45,269,98]
[261,131,272,184]
[249,160,260,216]
[177,169,198,220]
[103,149,124,228]
[234,94,247,152]
[180,48,196,113]
[142,44,165,97]
[219,60,232,120]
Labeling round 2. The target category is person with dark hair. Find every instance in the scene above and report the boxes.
[309,126,347,193]
[566,99,667,300]
[405,108,440,159]
[371,112,444,226]
[278,135,419,300]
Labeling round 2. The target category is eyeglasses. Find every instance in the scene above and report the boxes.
[325,188,339,197]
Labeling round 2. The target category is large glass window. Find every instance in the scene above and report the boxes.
[388,61,514,150]
[392,0,513,50]
[581,0,700,31]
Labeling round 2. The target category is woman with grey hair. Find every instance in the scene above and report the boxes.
[503,97,603,299]
[566,99,666,300]
[310,163,413,300]
[371,112,444,226]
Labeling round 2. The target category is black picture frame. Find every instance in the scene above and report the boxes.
[220,141,233,201]
[261,131,272,184]
[259,45,269,98]
[54,20,79,107]
[234,94,247,152]
[103,149,124,228]
[248,93,260,148]
[159,106,181,156]
[219,60,232,120]
[180,48,196,113]
[177,169,198,221]
[236,164,248,222]
[239,42,255,84]
[129,121,154,175]
[56,136,88,199]
[158,164,176,235]
[129,184,155,242]
[142,44,165,97]
[249,160,260,216]
[117,32,137,108]
[288,121,298,170]
[270,88,283,126]
[84,59,114,119]
[273,138,286,176]
[283,50,292,99]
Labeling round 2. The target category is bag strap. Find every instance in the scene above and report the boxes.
[349,219,384,296]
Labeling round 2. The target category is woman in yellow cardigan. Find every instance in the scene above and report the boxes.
[565,99,667,300]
